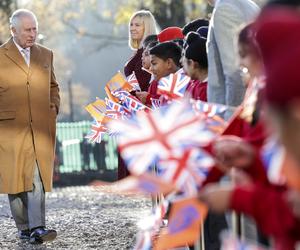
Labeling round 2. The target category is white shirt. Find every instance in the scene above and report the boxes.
[13,38,31,66]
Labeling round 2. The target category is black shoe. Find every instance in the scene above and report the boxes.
[18,229,31,240]
[29,227,57,244]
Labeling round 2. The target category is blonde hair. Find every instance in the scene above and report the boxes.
[129,10,158,50]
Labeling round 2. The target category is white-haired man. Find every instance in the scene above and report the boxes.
[0,9,60,244]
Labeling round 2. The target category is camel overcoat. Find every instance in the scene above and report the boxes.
[0,38,60,194]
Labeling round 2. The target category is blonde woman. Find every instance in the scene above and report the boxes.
[124,10,158,92]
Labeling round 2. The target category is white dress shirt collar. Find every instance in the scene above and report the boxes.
[13,38,31,66]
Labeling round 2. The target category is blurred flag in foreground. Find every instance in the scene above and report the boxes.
[91,173,176,196]
[155,197,208,250]
[109,100,215,175]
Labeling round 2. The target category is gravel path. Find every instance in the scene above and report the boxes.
[0,186,152,250]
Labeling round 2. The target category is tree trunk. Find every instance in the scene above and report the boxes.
[152,0,186,29]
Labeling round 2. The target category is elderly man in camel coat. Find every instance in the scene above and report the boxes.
[0,9,60,244]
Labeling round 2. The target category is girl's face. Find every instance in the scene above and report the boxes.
[130,16,144,42]
[142,46,151,70]
[238,43,263,80]
[182,53,195,79]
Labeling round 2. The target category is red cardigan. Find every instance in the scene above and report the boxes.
[231,184,300,250]
[185,79,207,101]
[124,48,151,92]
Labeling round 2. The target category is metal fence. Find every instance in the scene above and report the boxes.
[55,121,118,175]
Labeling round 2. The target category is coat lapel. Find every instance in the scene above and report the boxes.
[4,38,29,75]
[29,44,42,77]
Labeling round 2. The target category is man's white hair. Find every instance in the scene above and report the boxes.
[10,9,38,30]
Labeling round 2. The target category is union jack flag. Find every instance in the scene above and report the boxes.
[105,98,128,120]
[122,94,147,113]
[157,148,214,196]
[108,100,215,175]
[261,138,286,185]
[157,73,190,100]
[150,98,161,110]
[126,72,141,92]
[111,89,131,102]
[191,100,228,134]
[85,120,107,143]
[191,100,229,118]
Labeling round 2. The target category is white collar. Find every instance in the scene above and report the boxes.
[13,38,30,53]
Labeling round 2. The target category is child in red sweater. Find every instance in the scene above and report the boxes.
[136,41,182,107]
[199,8,300,250]
[182,31,208,101]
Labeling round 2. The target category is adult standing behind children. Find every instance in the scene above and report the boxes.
[124,10,158,91]
[206,0,259,119]
[0,9,60,244]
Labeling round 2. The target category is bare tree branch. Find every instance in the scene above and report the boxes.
[62,19,127,41]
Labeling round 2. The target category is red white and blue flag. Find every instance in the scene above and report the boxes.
[108,100,215,175]
[151,98,161,110]
[157,148,214,195]
[191,100,229,118]
[122,94,147,113]
[126,72,141,92]
[105,98,128,120]
[112,89,131,102]
[261,138,286,185]
[85,119,108,143]
[157,73,190,100]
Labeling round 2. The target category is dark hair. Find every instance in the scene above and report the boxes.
[147,41,158,50]
[149,41,182,67]
[143,34,158,48]
[182,18,209,36]
[196,26,209,39]
[185,32,208,69]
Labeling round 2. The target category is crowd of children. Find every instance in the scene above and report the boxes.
[118,1,300,249]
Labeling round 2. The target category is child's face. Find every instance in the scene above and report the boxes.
[182,55,194,79]
[149,55,171,80]
[142,46,151,70]
[238,43,262,80]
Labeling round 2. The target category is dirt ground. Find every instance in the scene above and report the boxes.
[0,186,152,250]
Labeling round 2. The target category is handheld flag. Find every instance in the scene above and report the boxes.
[154,197,208,250]
[157,73,190,100]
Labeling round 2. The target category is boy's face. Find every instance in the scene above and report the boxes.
[149,55,171,80]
